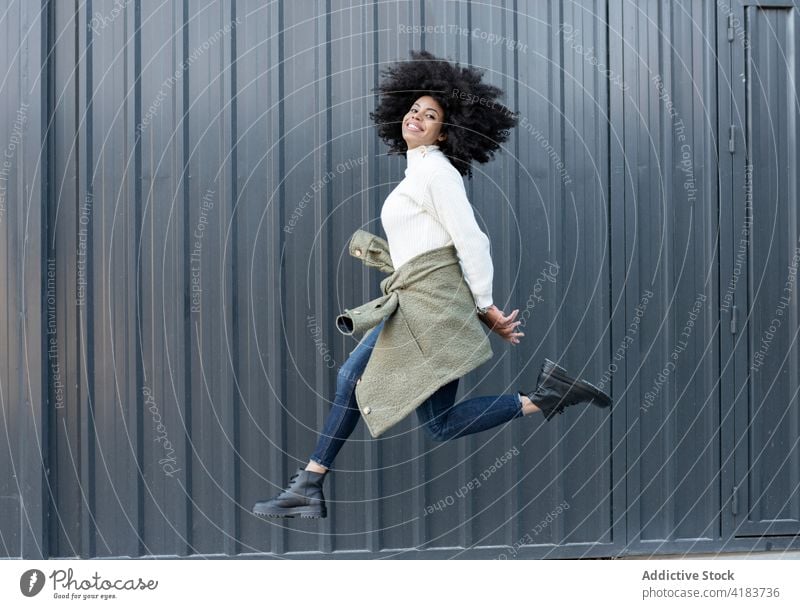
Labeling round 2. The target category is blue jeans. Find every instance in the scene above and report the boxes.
[309,317,525,469]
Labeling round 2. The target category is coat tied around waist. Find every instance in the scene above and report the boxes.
[335,229,493,438]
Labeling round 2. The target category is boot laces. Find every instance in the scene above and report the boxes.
[275,474,302,499]
[279,472,299,491]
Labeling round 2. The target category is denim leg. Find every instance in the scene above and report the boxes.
[309,319,386,469]
[415,378,525,442]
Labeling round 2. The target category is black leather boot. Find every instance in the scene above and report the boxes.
[521,358,613,421]
[252,468,328,519]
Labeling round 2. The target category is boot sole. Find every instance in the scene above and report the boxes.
[253,506,327,519]
[543,358,613,408]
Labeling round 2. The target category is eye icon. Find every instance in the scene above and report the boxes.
[20,569,46,597]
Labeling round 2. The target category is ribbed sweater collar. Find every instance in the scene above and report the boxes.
[405,144,442,174]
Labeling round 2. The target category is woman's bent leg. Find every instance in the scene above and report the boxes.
[415,378,525,442]
[308,320,386,469]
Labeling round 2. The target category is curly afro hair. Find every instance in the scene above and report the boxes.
[369,49,519,178]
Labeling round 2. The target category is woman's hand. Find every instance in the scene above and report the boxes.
[478,305,524,344]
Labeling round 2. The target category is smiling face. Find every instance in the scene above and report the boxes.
[401,95,446,149]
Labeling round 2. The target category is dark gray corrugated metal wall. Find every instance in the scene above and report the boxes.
[1,0,799,559]
[1,0,47,559]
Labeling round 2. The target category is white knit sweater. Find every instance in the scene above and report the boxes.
[380,144,494,309]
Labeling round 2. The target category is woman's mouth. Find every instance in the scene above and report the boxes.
[404,121,422,132]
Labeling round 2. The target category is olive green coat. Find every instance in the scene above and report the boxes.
[335,229,493,438]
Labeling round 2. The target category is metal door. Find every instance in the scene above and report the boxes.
[728,0,800,537]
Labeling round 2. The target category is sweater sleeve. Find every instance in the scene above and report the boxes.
[425,168,494,309]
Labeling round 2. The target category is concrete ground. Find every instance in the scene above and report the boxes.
[620,550,800,560]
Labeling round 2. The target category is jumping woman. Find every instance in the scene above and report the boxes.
[253,50,612,519]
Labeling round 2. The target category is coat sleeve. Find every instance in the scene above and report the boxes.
[425,168,494,309]
[348,229,394,274]
[336,292,398,336]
